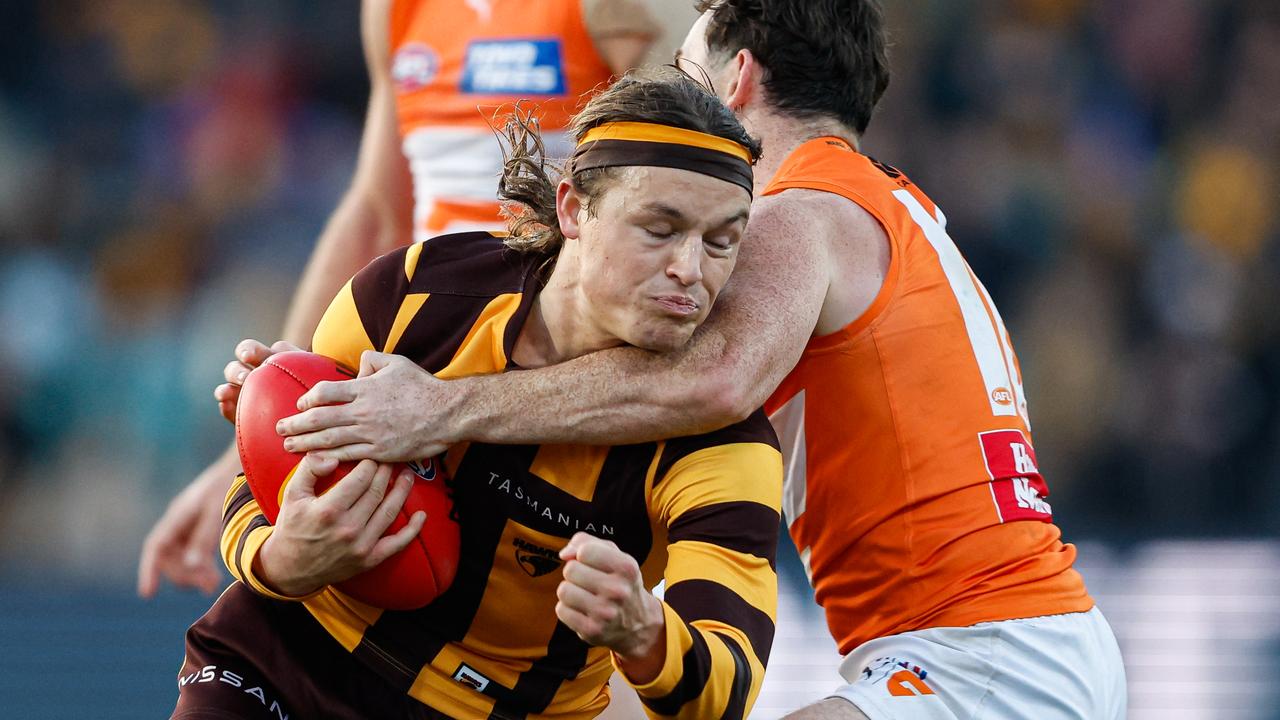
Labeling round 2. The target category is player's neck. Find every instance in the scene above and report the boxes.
[513,265,620,369]
[743,107,860,193]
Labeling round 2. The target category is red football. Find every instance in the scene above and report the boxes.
[234,350,459,609]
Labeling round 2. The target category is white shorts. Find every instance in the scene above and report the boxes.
[829,608,1126,720]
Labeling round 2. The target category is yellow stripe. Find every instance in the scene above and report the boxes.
[239,525,299,601]
[383,293,429,353]
[302,589,383,651]
[311,279,375,372]
[436,292,523,379]
[624,602,695,697]
[276,461,301,509]
[222,474,248,517]
[664,542,778,618]
[407,675,499,720]
[403,241,425,281]
[651,443,782,524]
[528,445,609,502]
[578,121,752,164]
[220,496,261,580]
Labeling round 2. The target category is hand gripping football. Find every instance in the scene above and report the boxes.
[234,350,459,609]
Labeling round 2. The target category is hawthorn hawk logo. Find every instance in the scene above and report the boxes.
[513,538,561,577]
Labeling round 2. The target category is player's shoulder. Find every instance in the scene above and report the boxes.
[401,231,540,298]
[755,187,880,239]
[744,188,886,285]
[653,409,780,481]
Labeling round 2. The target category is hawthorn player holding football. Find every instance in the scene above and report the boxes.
[173,69,781,720]
[137,0,668,601]
[270,1,1128,718]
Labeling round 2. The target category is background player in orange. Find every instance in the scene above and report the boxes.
[138,0,672,599]
[263,1,1128,717]
[175,70,780,720]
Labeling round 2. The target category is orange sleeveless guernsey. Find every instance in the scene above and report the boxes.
[763,138,1094,655]
[389,0,614,236]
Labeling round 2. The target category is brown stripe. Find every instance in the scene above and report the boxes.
[222,479,257,526]
[395,293,498,373]
[663,579,776,666]
[714,633,752,720]
[667,501,779,571]
[350,638,419,691]
[233,515,271,583]
[382,233,542,372]
[655,410,780,483]
[492,620,590,718]
[572,139,753,195]
[502,264,543,360]
[350,245,416,351]
[641,623,712,717]
[408,233,532,297]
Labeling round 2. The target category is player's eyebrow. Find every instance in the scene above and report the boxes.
[640,202,689,222]
[640,203,748,230]
[715,209,750,228]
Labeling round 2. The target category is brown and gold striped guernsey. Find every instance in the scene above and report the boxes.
[221,232,784,720]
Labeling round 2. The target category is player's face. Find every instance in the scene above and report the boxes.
[570,166,750,352]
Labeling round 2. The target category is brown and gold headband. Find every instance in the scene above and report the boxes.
[571,122,755,196]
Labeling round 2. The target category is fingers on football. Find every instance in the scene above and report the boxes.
[358,350,393,378]
[270,340,301,354]
[279,405,357,442]
[215,383,240,423]
[349,464,399,528]
[297,379,357,411]
[223,358,254,387]
[285,454,338,501]
[235,338,274,366]
[368,510,426,567]
[306,444,380,464]
[321,458,379,508]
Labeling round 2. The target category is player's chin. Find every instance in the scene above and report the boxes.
[629,319,699,353]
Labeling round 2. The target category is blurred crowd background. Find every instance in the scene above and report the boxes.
[0,1,1277,718]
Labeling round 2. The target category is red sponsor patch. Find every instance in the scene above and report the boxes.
[978,429,1052,523]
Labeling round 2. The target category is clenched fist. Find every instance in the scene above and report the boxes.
[555,532,666,684]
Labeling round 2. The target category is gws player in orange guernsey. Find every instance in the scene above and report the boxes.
[175,70,782,720]
[271,2,1129,719]
[138,0,666,600]
[674,3,1129,716]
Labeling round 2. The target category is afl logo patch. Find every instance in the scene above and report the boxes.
[392,43,439,93]
[407,457,439,482]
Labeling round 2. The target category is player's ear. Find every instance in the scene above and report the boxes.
[555,178,583,240]
[724,48,760,112]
